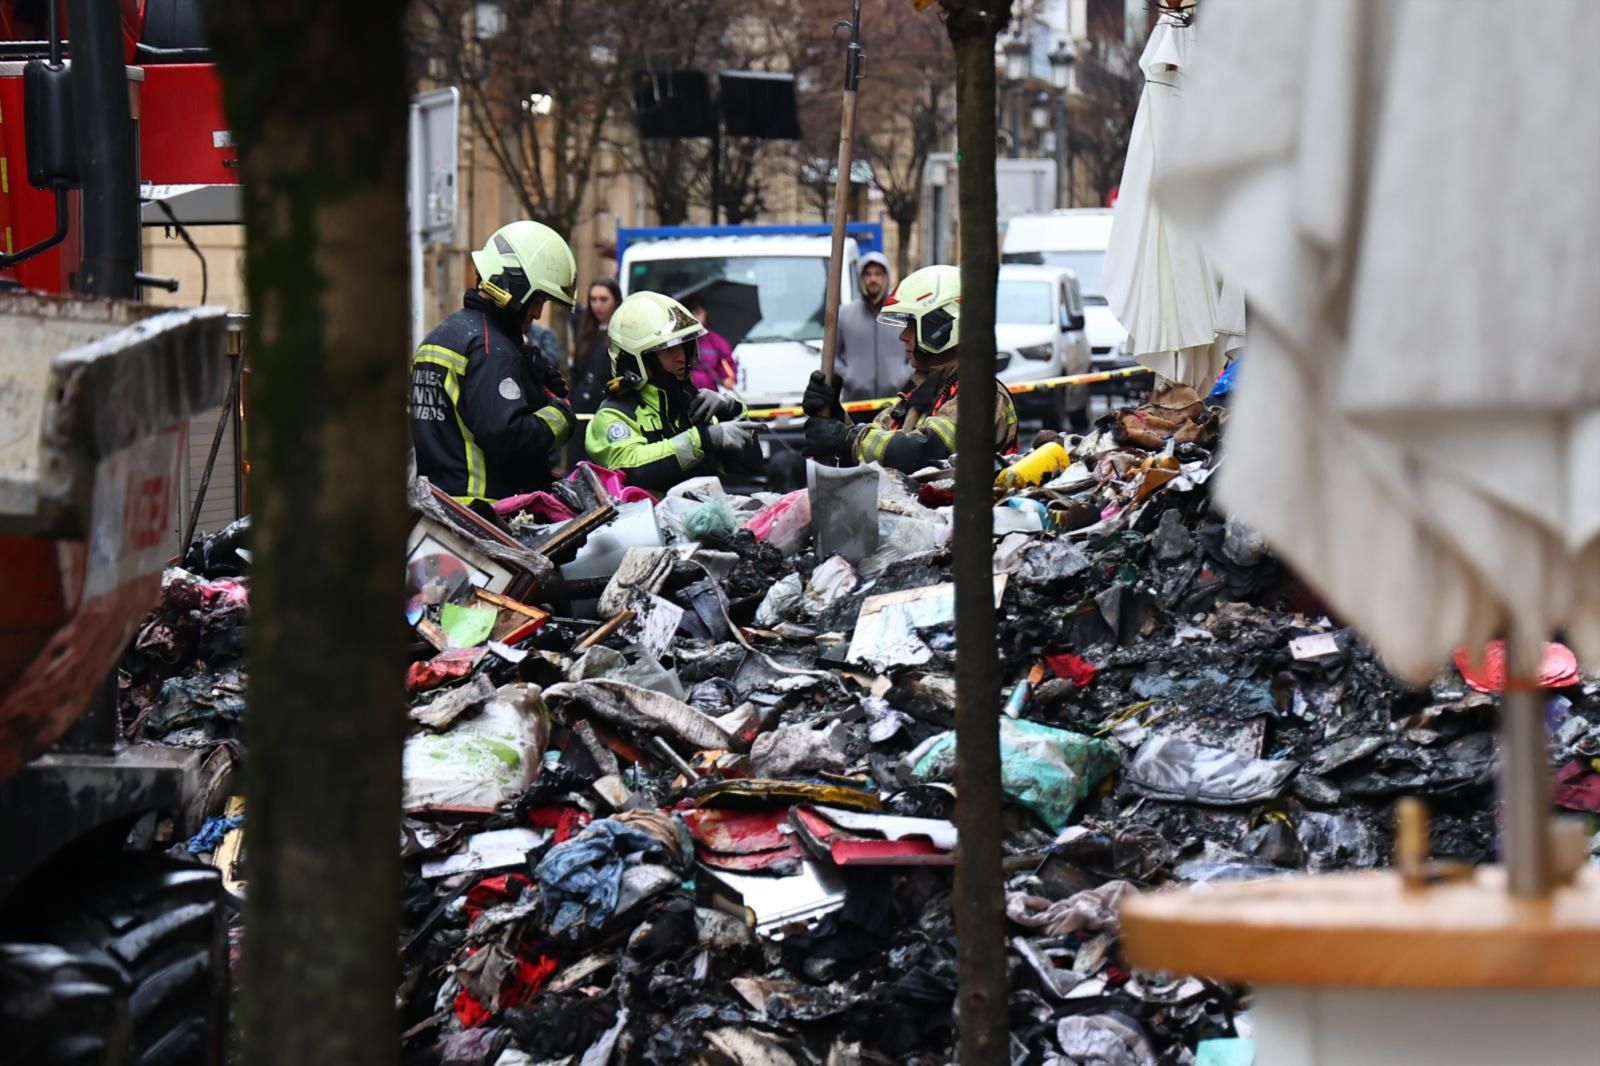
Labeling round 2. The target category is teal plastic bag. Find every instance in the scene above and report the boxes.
[905,718,1119,830]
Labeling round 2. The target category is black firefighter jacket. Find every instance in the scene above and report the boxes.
[411,290,575,503]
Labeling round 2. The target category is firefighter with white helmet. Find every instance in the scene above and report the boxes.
[411,220,580,505]
[803,264,1018,472]
[585,290,758,493]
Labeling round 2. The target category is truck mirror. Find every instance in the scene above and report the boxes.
[23,59,80,189]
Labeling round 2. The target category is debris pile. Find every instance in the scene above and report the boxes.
[120,391,1600,1065]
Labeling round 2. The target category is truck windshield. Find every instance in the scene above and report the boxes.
[1003,249,1105,300]
[627,256,828,344]
[996,281,1054,325]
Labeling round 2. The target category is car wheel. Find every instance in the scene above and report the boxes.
[5,855,228,1066]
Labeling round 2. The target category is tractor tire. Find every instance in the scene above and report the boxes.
[14,855,228,1066]
[0,942,132,1066]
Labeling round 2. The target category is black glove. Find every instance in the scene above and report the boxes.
[540,361,570,399]
[802,370,845,420]
[804,416,851,459]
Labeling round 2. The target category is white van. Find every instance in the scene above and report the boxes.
[1001,208,1130,372]
[620,234,861,408]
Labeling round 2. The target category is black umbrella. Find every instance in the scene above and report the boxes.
[675,278,763,349]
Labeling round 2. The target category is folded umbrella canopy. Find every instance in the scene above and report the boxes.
[1155,0,1600,685]
[1100,9,1244,394]
[1157,0,1600,892]
[674,277,763,350]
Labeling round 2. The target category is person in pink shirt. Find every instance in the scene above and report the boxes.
[685,294,738,392]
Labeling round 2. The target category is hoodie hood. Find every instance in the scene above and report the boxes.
[858,251,893,308]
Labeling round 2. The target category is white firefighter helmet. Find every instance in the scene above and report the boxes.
[470,220,578,310]
[877,264,961,357]
[607,291,708,387]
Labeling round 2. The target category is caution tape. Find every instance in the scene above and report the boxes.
[741,363,1154,422]
[572,364,1152,423]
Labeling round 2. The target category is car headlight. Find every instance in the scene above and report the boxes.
[1017,343,1053,361]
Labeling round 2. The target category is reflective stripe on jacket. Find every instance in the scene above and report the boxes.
[411,291,575,504]
[847,367,1018,473]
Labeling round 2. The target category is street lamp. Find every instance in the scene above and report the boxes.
[1048,40,1074,91]
[1003,37,1030,83]
[1047,41,1076,208]
[474,1,507,39]
[1030,92,1051,133]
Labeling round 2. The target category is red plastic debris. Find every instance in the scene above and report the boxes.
[452,952,558,1027]
[526,805,591,843]
[406,647,484,692]
[1046,653,1099,689]
[1553,760,1600,813]
[464,873,532,922]
[1452,641,1580,694]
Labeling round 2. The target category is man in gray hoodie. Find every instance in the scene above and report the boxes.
[834,251,907,404]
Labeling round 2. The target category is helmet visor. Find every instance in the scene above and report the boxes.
[876,310,914,330]
[637,322,708,356]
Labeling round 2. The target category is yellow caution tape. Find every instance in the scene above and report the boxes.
[573,364,1153,423]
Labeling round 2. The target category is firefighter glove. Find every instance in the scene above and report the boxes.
[802,370,845,419]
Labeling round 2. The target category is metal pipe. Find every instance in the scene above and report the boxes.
[409,101,426,349]
[66,0,139,298]
[1502,634,1553,895]
[47,0,61,66]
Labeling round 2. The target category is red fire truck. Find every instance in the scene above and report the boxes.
[0,2,238,1062]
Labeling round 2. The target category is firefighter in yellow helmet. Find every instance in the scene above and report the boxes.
[585,291,759,493]
[802,264,1018,472]
[411,220,579,505]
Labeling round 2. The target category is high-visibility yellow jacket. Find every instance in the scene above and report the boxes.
[585,382,747,494]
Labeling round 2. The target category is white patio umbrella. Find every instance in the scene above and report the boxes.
[1100,7,1244,394]
[1154,0,1600,892]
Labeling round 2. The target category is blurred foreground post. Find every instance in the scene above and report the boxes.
[203,2,412,1062]
[941,0,1013,1061]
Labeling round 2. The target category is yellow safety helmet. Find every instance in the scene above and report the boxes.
[470,220,578,310]
[607,291,707,388]
[877,264,961,357]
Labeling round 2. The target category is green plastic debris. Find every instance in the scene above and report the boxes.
[1196,1038,1254,1066]
[902,718,1119,830]
[440,602,497,648]
[682,496,738,541]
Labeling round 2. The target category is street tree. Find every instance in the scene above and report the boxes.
[855,0,954,276]
[1066,33,1143,207]
[928,1,1013,1064]
[411,0,641,234]
[203,0,411,1063]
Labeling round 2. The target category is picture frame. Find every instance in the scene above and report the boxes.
[405,517,519,603]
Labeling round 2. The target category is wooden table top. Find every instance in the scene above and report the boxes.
[1120,866,1600,988]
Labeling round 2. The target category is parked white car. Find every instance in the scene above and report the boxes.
[995,263,1092,431]
[1001,208,1130,376]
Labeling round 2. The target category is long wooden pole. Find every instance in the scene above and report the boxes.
[819,0,864,385]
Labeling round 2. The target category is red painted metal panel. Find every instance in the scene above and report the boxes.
[138,64,237,186]
[0,71,78,293]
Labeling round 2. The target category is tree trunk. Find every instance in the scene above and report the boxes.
[203,3,411,1063]
[894,213,915,276]
[947,8,1010,1065]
